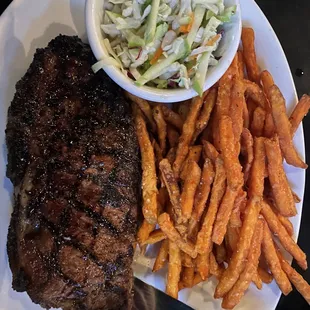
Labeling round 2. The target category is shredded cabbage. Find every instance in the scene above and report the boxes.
[153,78,168,88]
[132,0,142,19]
[129,67,142,79]
[138,5,150,21]
[101,24,121,37]
[131,48,149,67]
[166,37,186,55]
[115,17,141,29]
[122,6,133,17]
[98,0,236,94]
[159,62,182,79]
[202,16,222,45]
[92,57,122,73]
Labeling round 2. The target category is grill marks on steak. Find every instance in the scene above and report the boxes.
[6,36,141,310]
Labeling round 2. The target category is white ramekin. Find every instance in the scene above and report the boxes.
[86,0,241,103]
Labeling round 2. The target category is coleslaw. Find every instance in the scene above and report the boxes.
[92,0,236,96]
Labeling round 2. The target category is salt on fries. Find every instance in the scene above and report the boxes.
[130,27,310,309]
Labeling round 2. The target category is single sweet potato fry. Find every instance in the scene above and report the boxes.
[159,159,183,225]
[262,223,292,295]
[181,160,201,220]
[166,241,182,299]
[261,70,274,93]
[251,107,266,137]
[230,189,246,227]
[278,214,294,237]
[237,50,245,79]
[196,253,210,280]
[222,219,264,309]
[244,80,268,109]
[241,28,260,83]
[219,116,243,190]
[202,140,219,163]
[128,92,157,132]
[214,198,262,298]
[137,220,156,245]
[230,77,246,147]
[225,225,240,260]
[261,200,307,270]
[135,107,158,224]
[152,139,163,169]
[212,187,239,245]
[217,79,232,117]
[253,272,263,290]
[180,145,202,181]
[268,85,307,168]
[196,157,226,255]
[192,88,217,143]
[277,250,310,304]
[192,158,215,223]
[241,128,254,183]
[153,105,167,155]
[289,94,310,136]
[161,105,184,131]
[264,137,297,217]
[248,137,266,198]
[173,96,204,179]
[153,239,169,272]
[260,70,275,137]
[141,229,167,245]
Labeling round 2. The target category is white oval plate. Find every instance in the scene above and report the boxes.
[0,0,305,310]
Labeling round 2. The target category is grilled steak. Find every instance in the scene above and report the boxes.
[6,35,141,310]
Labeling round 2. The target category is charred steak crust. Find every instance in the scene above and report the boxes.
[6,35,141,310]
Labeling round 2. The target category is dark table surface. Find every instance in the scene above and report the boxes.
[0,0,309,310]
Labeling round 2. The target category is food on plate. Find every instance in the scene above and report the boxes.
[222,219,264,309]
[261,201,307,270]
[161,104,184,131]
[158,213,197,258]
[134,104,158,224]
[277,250,310,304]
[268,85,308,169]
[167,240,182,298]
[265,136,297,217]
[173,95,204,178]
[262,223,293,295]
[241,27,259,83]
[132,27,310,309]
[192,87,217,142]
[188,157,214,238]
[126,92,157,132]
[95,0,237,93]
[180,160,201,220]
[153,238,169,272]
[159,159,183,226]
[153,105,167,155]
[6,36,141,310]
[289,94,310,135]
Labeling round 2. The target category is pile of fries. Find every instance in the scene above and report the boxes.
[129,27,310,309]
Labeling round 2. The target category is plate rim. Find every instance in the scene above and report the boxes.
[0,0,306,310]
